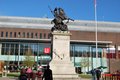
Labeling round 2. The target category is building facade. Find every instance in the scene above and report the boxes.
[0,16,120,73]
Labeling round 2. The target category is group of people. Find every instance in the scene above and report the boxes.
[91,68,101,80]
[4,65,19,72]
[19,65,53,80]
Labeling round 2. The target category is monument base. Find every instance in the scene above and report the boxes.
[53,75,80,80]
[50,31,79,80]
[50,59,79,80]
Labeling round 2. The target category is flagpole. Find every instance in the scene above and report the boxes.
[94,0,98,68]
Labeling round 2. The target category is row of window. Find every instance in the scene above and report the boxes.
[2,42,118,59]
[0,31,51,39]
[70,44,104,58]
[70,44,119,59]
[1,43,51,56]
[2,42,104,58]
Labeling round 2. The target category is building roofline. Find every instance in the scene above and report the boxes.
[0,16,120,33]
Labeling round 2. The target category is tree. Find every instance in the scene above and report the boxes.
[23,48,34,67]
[80,57,90,74]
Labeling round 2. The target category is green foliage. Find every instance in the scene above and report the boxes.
[80,57,91,74]
[79,74,92,78]
[0,73,20,77]
[23,48,34,67]
[7,73,20,77]
[80,57,90,68]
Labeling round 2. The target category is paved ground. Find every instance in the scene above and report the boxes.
[0,77,92,80]
[0,77,18,80]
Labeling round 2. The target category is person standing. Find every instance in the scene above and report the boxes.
[42,65,53,80]
[91,69,96,80]
[19,68,27,80]
[96,68,101,80]
[26,67,32,80]
[37,69,43,80]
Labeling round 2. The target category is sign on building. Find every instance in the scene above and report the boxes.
[44,48,50,54]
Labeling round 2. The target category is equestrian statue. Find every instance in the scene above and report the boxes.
[49,7,74,32]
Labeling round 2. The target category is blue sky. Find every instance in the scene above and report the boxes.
[0,0,120,22]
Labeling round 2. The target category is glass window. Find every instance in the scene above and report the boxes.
[70,44,90,57]
[10,32,12,37]
[35,33,38,38]
[1,48,4,55]
[11,48,14,55]
[22,32,25,38]
[15,49,18,55]
[27,32,29,38]
[48,33,51,39]
[31,33,33,38]
[1,42,51,58]
[18,32,20,37]
[44,33,46,39]
[14,32,16,37]
[6,32,8,37]
[1,31,4,37]
[40,33,42,39]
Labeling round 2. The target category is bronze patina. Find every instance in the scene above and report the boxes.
[49,7,74,32]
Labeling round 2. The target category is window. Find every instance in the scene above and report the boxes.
[44,33,46,39]
[27,32,29,38]
[35,33,38,38]
[31,33,33,38]
[1,31,4,37]
[6,32,8,37]
[22,32,25,38]
[14,32,16,37]
[18,32,20,37]
[10,32,12,37]
[40,33,42,39]
[48,33,51,39]
[1,42,51,57]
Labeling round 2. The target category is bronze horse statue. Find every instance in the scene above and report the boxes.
[49,7,74,32]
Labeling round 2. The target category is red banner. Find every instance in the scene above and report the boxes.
[44,48,50,54]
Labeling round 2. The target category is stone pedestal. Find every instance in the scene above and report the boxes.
[50,31,79,80]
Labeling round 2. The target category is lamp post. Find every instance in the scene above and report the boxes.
[18,42,20,66]
[37,43,39,68]
[94,0,98,68]
[108,45,111,73]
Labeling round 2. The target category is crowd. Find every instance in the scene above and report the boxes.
[18,65,53,80]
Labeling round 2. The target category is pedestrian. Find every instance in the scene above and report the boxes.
[32,67,37,80]
[26,67,32,80]
[96,68,101,80]
[42,65,53,80]
[90,69,96,80]
[19,68,27,80]
[37,69,43,80]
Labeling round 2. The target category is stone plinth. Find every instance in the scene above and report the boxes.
[50,31,79,80]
